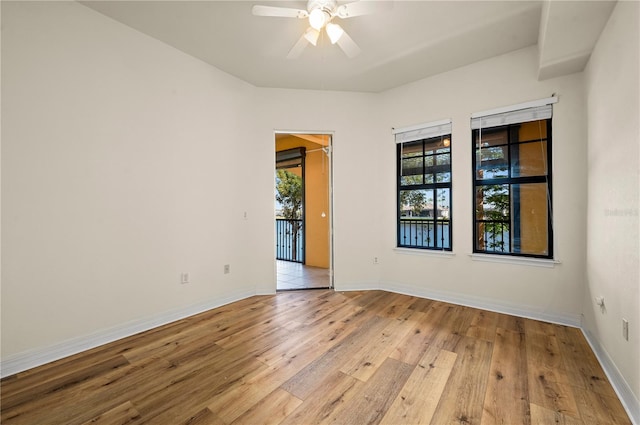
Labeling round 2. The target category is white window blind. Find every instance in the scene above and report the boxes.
[393,119,452,144]
[471,96,557,129]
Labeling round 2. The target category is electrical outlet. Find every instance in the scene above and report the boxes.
[623,319,629,341]
[224,264,230,274]
[180,273,189,285]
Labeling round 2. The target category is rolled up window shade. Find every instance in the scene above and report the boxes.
[471,97,557,129]
[393,119,451,144]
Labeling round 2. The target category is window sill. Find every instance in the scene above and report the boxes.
[469,253,560,268]
[394,247,456,258]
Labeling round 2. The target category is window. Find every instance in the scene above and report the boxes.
[472,99,554,258]
[395,120,452,250]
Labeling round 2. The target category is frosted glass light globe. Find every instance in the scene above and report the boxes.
[309,8,328,30]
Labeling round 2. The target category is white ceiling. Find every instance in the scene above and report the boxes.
[80,0,617,93]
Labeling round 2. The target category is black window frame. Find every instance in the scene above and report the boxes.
[397,134,453,251]
[472,119,553,259]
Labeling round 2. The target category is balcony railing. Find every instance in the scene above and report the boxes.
[399,219,450,249]
[276,218,304,263]
[476,219,510,252]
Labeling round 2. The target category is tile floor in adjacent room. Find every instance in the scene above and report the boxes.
[276,260,330,290]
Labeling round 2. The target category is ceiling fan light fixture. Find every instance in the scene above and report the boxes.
[254,0,365,59]
[325,22,344,44]
[304,27,320,46]
[308,8,329,30]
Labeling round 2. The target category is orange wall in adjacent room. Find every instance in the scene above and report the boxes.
[304,149,330,268]
[276,135,330,268]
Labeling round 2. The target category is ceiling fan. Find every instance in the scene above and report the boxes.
[252,0,390,59]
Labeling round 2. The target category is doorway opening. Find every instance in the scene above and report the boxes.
[275,133,332,290]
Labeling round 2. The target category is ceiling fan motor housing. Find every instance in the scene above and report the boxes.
[308,0,337,13]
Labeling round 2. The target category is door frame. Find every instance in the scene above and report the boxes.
[274,130,334,289]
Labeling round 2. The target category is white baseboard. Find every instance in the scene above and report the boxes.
[0,289,255,378]
[582,328,640,425]
[338,280,582,327]
[334,280,378,293]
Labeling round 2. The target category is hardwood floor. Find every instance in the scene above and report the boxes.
[1,290,632,425]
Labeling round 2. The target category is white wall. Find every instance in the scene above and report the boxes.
[251,48,590,332]
[584,0,640,414]
[0,1,383,368]
[372,46,587,324]
[1,1,263,361]
[251,88,383,294]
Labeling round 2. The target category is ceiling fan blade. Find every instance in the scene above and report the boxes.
[336,29,361,58]
[303,28,321,46]
[252,5,308,18]
[287,32,310,59]
[336,0,393,19]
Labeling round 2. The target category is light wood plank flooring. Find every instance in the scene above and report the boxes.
[1,290,632,425]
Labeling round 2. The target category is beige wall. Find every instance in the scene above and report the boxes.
[584,0,640,406]
[1,2,637,413]
[377,46,587,324]
[252,87,381,295]
[1,1,263,358]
